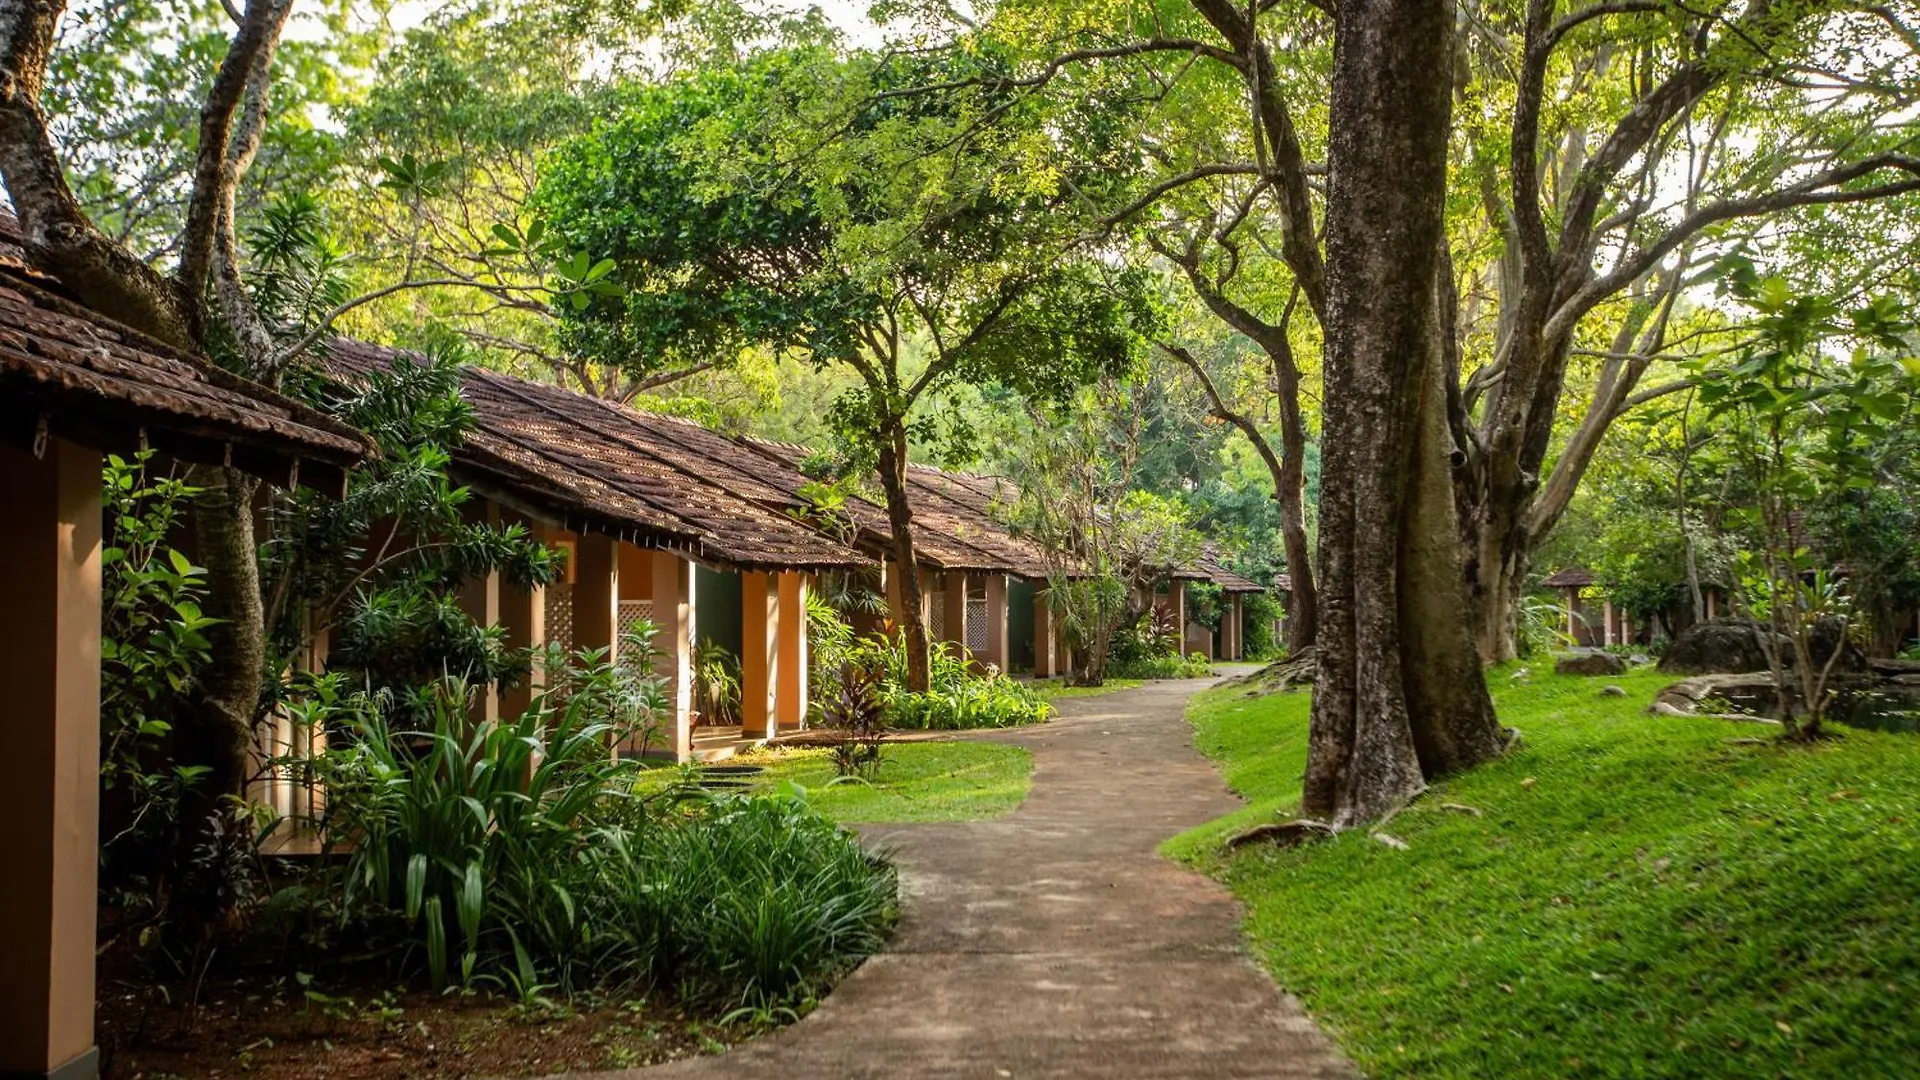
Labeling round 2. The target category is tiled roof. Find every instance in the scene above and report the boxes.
[1194,546,1265,593]
[325,340,867,571]
[0,266,370,491]
[1541,567,1599,588]
[739,439,1055,577]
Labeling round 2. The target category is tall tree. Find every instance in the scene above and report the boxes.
[536,47,1149,691]
[927,0,1920,663]
[1303,0,1510,822]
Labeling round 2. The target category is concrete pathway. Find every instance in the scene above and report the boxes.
[572,678,1353,1080]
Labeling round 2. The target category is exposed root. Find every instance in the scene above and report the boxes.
[1371,832,1409,850]
[1225,818,1337,850]
[1438,802,1483,817]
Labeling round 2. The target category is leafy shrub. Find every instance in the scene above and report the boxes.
[1242,591,1284,659]
[1516,594,1574,658]
[98,451,221,906]
[816,662,887,777]
[878,640,1050,730]
[304,645,894,1007]
[595,794,895,1006]
[1107,652,1215,680]
[809,599,1051,730]
[695,640,743,724]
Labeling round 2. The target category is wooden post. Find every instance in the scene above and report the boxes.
[741,571,779,741]
[1226,594,1243,660]
[651,551,694,760]
[0,439,103,1080]
[497,516,549,720]
[1169,579,1189,654]
[982,572,1009,671]
[573,533,619,665]
[776,572,811,730]
[1032,585,1057,679]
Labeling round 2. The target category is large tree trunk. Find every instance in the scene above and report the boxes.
[1305,0,1508,826]
[874,421,932,693]
[1272,359,1318,652]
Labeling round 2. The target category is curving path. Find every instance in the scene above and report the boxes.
[564,677,1353,1080]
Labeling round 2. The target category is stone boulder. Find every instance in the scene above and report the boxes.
[1556,651,1627,677]
[1660,617,1869,676]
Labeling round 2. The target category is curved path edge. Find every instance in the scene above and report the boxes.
[555,677,1355,1080]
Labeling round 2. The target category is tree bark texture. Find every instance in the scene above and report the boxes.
[875,423,933,693]
[1305,0,1508,826]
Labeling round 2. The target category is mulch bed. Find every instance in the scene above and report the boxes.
[98,973,742,1079]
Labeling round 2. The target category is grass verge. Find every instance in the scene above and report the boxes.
[1028,677,1145,702]
[741,741,1033,823]
[1169,667,1920,1079]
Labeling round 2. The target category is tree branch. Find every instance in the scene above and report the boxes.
[178,0,295,305]
[268,278,503,369]
[0,0,197,347]
[1548,152,1920,342]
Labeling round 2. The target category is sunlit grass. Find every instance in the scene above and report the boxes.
[1025,677,1144,701]
[739,741,1033,823]
[1169,668,1920,1078]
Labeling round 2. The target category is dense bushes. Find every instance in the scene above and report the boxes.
[1103,605,1216,679]
[809,597,1052,730]
[1107,652,1215,680]
[300,648,895,1007]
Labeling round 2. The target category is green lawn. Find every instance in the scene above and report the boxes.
[740,740,1033,823]
[1027,677,1144,702]
[1170,668,1920,1079]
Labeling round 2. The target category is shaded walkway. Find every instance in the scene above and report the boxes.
[567,678,1353,1080]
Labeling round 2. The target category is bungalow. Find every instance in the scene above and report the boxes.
[323,342,870,764]
[1539,567,1736,648]
[0,267,370,1080]
[734,440,1071,676]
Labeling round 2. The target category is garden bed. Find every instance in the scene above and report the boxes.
[99,970,742,1079]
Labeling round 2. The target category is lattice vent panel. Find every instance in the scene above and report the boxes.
[546,584,575,655]
[966,596,989,652]
[618,600,655,668]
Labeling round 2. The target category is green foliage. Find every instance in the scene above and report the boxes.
[98,451,220,895]
[535,43,1151,469]
[743,742,1034,824]
[808,599,1052,730]
[269,345,562,713]
[1696,274,1919,734]
[1170,672,1920,1078]
[1106,652,1215,680]
[308,645,894,1007]
[1515,594,1575,659]
[695,641,743,725]
[1240,591,1283,661]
